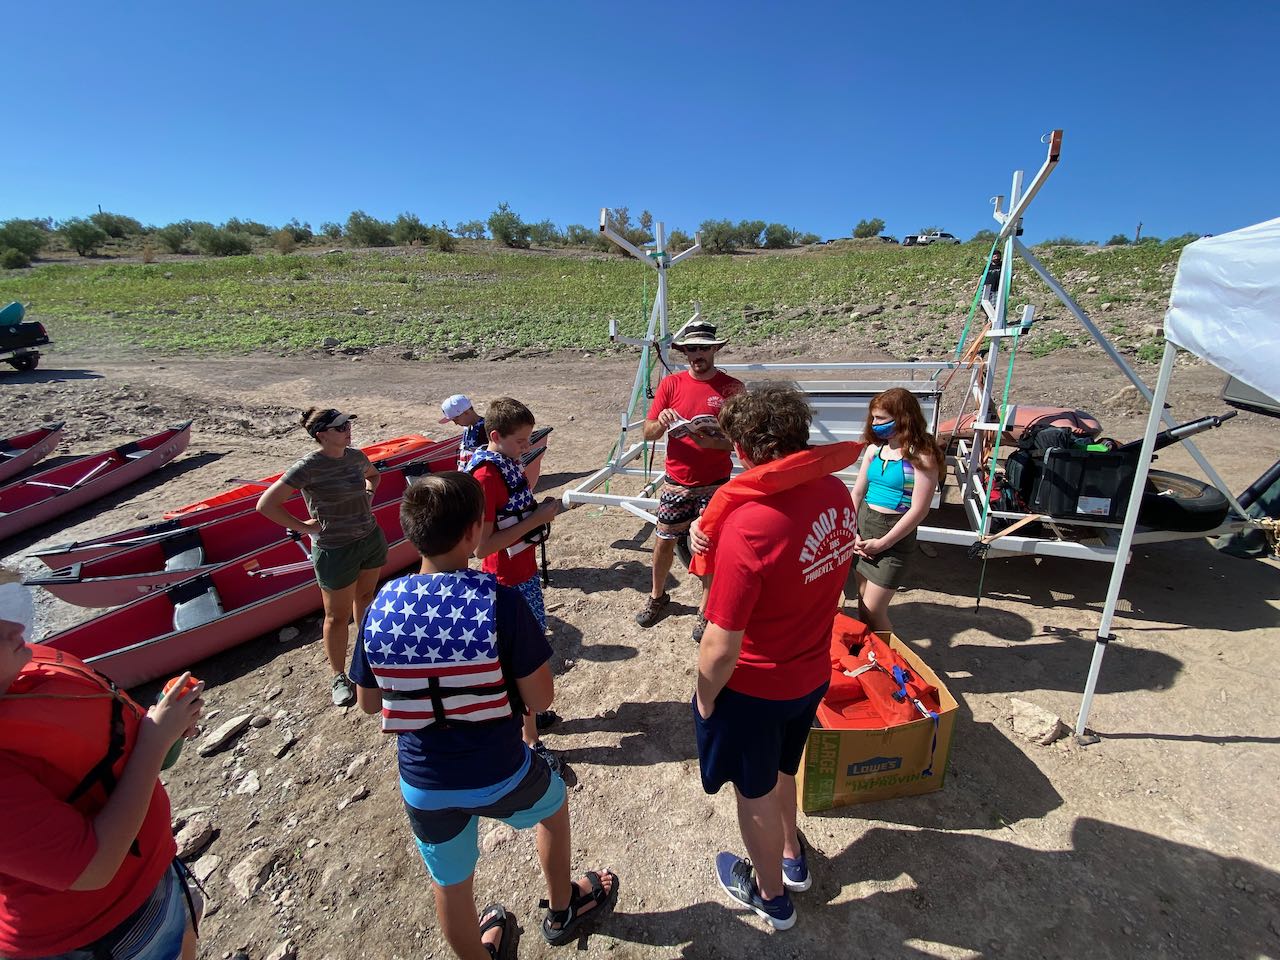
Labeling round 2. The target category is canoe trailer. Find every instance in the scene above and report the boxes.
[562,131,1264,740]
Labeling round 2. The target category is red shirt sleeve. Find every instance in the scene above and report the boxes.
[474,464,504,527]
[703,517,764,633]
[0,768,98,891]
[647,377,673,422]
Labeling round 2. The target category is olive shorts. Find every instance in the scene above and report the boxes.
[313,525,388,591]
[854,502,916,590]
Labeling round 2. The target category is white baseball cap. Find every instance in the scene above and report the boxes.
[439,394,474,423]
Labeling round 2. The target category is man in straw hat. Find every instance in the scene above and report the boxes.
[635,319,743,640]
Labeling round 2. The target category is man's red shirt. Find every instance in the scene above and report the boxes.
[647,370,743,486]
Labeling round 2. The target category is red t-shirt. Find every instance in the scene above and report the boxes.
[0,764,175,957]
[704,475,857,700]
[648,371,743,487]
[475,462,538,587]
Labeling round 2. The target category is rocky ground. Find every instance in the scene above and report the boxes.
[2,348,1277,960]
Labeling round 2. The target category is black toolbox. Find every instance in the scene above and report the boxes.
[1031,447,1138,522]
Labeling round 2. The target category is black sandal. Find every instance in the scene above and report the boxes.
[539,870,619,946]
[478,902,512,960]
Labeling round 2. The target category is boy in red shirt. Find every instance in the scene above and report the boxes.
[690,384,857,931]
[465,397,563,773]
[637,319,742,639]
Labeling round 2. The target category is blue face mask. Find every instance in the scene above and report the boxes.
[871,420,896,440]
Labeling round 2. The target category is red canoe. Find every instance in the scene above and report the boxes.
[40,497,420,688]
[162,433,440,519]
[0,423,192,542]
[0,422,64,484]
[26,464,425,607]
[33,436,459,569]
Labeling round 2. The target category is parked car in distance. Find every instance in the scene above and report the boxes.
[916,232,961,246]
[879,235,898,244]
[901,235,919,246]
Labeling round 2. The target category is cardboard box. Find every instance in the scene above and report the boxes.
[796,634,958,813]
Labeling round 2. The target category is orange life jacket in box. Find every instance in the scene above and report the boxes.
[818,614,941,729]
[0,646,146,815]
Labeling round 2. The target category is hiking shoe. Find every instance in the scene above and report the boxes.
[782,835,811,892]
[715,853,796,930]
[634,592,670,627]
[532,741,562,777]
[692,613,708,644]
[331,672,355,707]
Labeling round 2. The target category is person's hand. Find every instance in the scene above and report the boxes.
[536,497,561,521]
[858,537,884,558]
[657,408,681,428]
[298,519,322,536]
[140,673,205,753]
[689,518,711,556]
[696,693,714,721]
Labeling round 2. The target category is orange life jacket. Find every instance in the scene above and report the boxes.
[689,442,863,578]
[816,613,941,729]
[0,647,146,815]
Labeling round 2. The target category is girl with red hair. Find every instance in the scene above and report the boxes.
[849,388,941,632]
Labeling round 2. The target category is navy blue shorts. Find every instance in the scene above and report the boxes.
[693,683,828,800]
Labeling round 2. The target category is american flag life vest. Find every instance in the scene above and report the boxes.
[362,569,515,732]
[465,448,546,556]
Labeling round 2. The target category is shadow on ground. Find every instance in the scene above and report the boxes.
[607,818,1279,958]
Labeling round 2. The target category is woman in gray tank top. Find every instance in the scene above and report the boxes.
[256,407,387,707]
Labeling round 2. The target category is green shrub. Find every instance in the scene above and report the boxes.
[156,221,193,253]
[793,232,821,245]
[90,211,144,238]
[762,224,795,249]
[193,225,252,256]
[282,218,312,243]
[427,226,456,252]
[699,219,739,255]
[734,220,766,249]
[970,229,998,244]
[223,218,272,237]
[273,229,298,254]
[454,219,487,240]
[60,217,111,256]
[1105,234,1130,246]
[392,213,431,245]
[488,202,531,249]
[853,217,885,239]
[1,247,30,269]
[527,219,562,245]
[1040,236,1088,247]
[1135,235,1162,246]
[667,228,694,252]
[1136,340,1165,363]
[0,219,47,258]
[1164,232,1200,248]
[320,222,343,240]
[345,210,394,247]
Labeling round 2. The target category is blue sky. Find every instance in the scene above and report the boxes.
[6,1,1278,243]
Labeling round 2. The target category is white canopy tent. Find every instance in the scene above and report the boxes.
[1076,218,1280,736]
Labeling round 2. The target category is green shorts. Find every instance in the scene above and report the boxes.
[313,526,388,591]
[854,502,916,590]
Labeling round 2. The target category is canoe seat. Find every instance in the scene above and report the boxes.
[172,583,225,632]
[116,441,149,460]
[162,530,206,572]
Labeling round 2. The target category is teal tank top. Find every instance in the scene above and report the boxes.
[865,448,914,513]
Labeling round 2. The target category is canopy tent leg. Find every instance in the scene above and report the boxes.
[1076,339,1178,738]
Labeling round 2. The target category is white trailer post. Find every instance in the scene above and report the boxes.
[562,213,701,517]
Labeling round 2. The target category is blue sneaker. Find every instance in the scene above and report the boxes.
[782,835,811,892]
[715,852,796,930]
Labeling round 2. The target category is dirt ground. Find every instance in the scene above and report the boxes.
[3,347,1277,960]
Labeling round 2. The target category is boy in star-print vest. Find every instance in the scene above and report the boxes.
[464,397,563,774]
[349,472,618,955]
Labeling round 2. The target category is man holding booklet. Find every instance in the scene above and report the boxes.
[635,319,743,641]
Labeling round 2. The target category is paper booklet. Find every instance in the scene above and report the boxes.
[667,413,726,441]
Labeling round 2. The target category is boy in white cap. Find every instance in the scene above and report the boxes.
[440,394,487,472]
